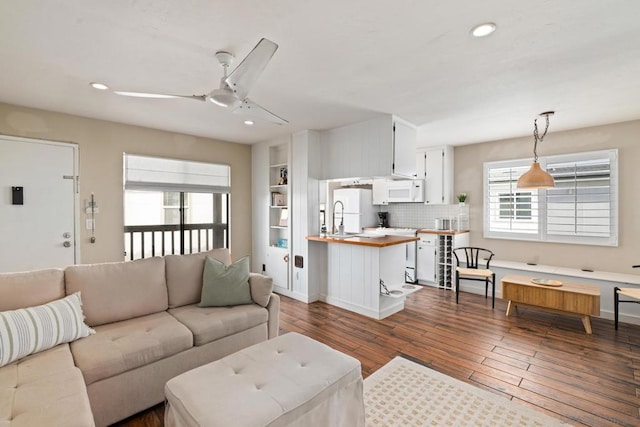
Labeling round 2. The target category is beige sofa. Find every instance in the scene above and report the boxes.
[0,249,280,427]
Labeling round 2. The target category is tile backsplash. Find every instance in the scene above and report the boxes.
[380,203,469,230]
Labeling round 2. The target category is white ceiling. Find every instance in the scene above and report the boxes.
[2,1,640,146]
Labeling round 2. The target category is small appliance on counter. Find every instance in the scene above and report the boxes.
[377,212,389,228]
[434,217,458,231]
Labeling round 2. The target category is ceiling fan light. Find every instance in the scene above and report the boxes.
[517,162,555,189]
[209,88,241,109]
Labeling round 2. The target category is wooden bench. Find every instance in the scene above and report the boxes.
[501,274,600,334]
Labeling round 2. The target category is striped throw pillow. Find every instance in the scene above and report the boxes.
[0,292,95,367]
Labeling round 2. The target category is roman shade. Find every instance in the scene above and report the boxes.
[124,154,230,193]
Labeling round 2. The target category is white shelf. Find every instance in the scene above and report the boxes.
[270,225,288,230]
[269,162,288,168]
[270,205,288,209]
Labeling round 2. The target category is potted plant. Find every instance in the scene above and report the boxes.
[457,193,467,206]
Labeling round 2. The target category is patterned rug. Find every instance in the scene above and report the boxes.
[363,356,569,426]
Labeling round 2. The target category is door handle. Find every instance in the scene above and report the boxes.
[63,241,72,248]
[283,254,289,263]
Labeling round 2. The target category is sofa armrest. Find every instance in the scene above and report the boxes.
[265,293,280,339]
[249,273,273,307]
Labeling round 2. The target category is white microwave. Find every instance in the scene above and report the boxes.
[386,179,424,203]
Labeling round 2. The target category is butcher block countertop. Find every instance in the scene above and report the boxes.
[306,234,418,247]
[417,229,469,235]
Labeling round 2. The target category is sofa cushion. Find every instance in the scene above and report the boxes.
[65,256,168,326]
[70,311,193,386]
[0,292,95,368]
[168,304,268,346]
[0,269,64,312]
[249,273,274,308]
[166,248,232,308]
[199,256,253,307]
[0,344,94,427]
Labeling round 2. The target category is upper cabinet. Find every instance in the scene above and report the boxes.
[320,115,417,180]
[416,146,454,204]
[391,118,418,178]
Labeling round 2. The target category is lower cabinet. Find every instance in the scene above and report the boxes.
[267,246,289,291]
[417,234,436,283]
[417,232,469,289]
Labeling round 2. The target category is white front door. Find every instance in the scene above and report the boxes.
[0,136,78,273]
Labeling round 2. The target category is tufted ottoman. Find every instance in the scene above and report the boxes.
[164,332,365,427]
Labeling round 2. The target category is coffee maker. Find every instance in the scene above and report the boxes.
[377,212,389,228]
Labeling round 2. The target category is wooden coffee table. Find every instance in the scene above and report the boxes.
[501,274,600,334]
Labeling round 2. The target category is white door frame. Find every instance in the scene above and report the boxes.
[1,134,80,265]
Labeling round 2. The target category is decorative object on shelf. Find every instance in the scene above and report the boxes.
[277,238,288,248]
[518,111,555,189]
[272,192,286,206]
[456,193,467,206]
[278,166,288,185]
[531,278,563,287]
[278,208,289,226]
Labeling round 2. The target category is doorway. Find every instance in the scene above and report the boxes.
[0,135,79,272]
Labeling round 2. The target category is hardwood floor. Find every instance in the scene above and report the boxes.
[118,286,640,426]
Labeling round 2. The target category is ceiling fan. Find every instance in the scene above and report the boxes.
[112,38,287,125]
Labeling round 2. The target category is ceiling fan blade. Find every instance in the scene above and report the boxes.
[225,38,278,100]
[114,91,207,101]
[233,99,287,125]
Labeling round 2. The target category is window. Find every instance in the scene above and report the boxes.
[123,154,231,260]
[499,192,532,220]
[163,192,187,225]
[484,149,618,246]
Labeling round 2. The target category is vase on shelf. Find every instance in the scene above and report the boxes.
[459,202,465,207]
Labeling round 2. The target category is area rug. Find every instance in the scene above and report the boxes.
[363,356,569,426]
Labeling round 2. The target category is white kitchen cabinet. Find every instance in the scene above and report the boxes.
[417,234,436,283]
[416,146,454,204]
[372,179,388,205]
[320,115,417,180]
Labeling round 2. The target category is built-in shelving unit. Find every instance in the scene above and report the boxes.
[269,155,289,248]
[437,235,454,289]
[267,144,291,291]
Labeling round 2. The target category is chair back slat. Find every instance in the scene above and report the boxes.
[453,247,495,270]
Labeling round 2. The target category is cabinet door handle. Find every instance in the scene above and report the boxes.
[283,254,289,263]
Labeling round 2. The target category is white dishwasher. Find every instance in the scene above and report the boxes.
[417,234,437,285]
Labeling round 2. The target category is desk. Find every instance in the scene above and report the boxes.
[501,274,600,334]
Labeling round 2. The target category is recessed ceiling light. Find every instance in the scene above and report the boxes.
[90,82,109,90]
[471,23,496,37]
[244,120,254,126]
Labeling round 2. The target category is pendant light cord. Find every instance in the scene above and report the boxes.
[532,113,551,162]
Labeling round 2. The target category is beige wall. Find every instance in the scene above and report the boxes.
[454,119,640,274]
[0,102,252,264]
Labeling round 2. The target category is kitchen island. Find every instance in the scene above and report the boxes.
[307,234,420,319]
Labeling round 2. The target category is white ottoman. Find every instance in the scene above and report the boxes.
[165,332,365,427]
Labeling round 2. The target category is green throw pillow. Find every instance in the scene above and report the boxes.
[199,256,253,307]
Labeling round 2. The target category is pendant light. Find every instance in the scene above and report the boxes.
[517,111,555,189]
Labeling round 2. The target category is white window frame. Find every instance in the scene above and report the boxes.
[483,149,618,246]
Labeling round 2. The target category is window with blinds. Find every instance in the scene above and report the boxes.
[485,164,539,239]
[483,149,618,246]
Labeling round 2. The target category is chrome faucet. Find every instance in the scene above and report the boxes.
[333,200,345,235]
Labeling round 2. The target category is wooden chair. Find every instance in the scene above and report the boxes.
[452,247,496,308]
[614,265,640,330]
